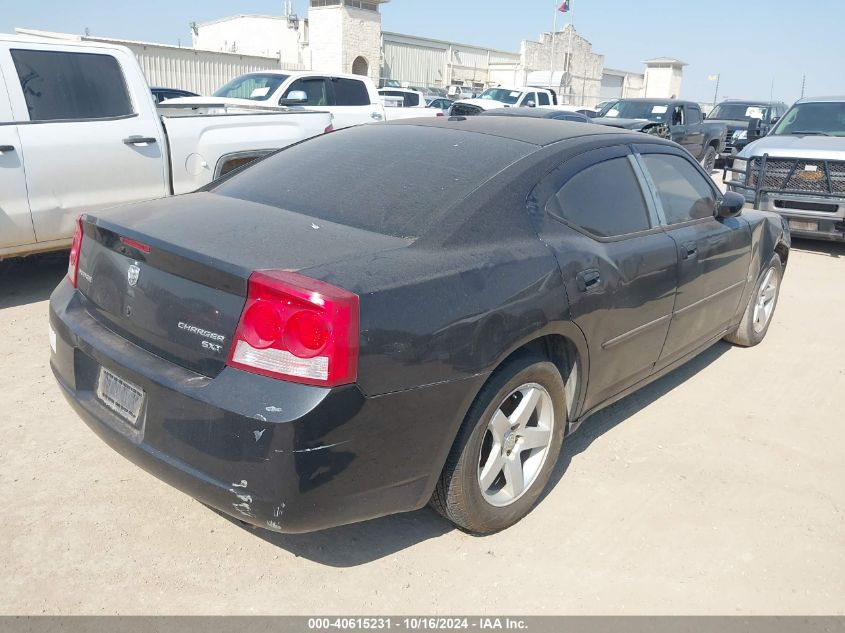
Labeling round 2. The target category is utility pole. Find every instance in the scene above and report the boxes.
[549,5,558,92]
[800,75,806,99]
[712,73,721,106]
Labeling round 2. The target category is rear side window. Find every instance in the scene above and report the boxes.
[332,78,371,106]
[642,153,717,224]
[538,92,551,106]
[554,157,651,238]
[282,78,330,106]
[212,125,533,239]
[687,106,702,124]
[11,49,133,121]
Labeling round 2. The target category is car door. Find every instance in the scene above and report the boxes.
[684,104,706,158]
[0,57,35,252]
[635,145,752,368]
[1,44,168,245]
[669,104,696,157]
[534,145,680,412]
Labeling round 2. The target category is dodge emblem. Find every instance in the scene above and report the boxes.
[127,264,140,288]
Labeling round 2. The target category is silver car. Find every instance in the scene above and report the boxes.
[726,96,845,241]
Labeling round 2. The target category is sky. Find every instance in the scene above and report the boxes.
[3,0,843,105]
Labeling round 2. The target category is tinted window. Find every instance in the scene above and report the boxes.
[11,49,132,121]
[554,157,651,238]
[212,125,533,239]
[333,78,371,106]
[642,154,717,224]
[687,106,702,124]
[283,78,330,106]
[538,92,551,106]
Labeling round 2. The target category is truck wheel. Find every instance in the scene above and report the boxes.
[724,255,783,347]
[701,146,717,173]
[430,354,566,534]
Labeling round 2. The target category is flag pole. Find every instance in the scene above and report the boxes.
[549,4,558,93]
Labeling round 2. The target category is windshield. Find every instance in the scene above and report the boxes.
[601,100,670,122]
[213,73,290,101]
[771,102,845,137]
[708,103,769,121]
[479,88,522,105]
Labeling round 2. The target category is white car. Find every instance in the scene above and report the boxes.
[0,35,332,260]
[166,71,388,129]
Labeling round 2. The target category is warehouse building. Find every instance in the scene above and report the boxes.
[17,0,685,107]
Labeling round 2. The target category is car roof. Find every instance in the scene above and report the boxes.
[795,96,845,104]
[480,107,584,120]
[388,116,640,147]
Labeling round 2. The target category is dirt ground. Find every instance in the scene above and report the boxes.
[1,238,844,616]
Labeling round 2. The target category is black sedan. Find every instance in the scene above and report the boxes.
[50,118,789,534]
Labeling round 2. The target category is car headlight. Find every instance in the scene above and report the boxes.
[727,158,748,186]
[733,129,748,142]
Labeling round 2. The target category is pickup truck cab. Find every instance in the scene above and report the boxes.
[707,100,788,163]
[0,35,331,260]
[725,96,845,242]
[594,99,727,171]
[451,87,557,116]
[166,71,387,129]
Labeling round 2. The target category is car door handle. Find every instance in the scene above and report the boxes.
[681,241,698,260]
[576,269,602,293]
[0,145,14,153]
[123,136,158,146]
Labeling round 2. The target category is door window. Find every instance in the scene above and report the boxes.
[671,105,685,126]
[333,78,371,106]
[283,78,330,106]
[554,157,652,238]
[687,106,702,124]
[641,154,717,224]
[537,92,551,106]
[10,49,133,121]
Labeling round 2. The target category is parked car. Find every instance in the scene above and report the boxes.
[447,85,478,100]
[479,107,591,123]
[150,86,199,104]
[595,99,618,114]
[594,99,727,172]
[451,86,559,116]
[165,70,389,127]
[377,88,443,119]
[707,99,788,163]
[426,97,454,113]
[50,117,789,535]
[725,96,845,242]
[0,34,332,260]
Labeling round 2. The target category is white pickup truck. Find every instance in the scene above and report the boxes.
[377,88,443,120]
[165,70,396,127]
[0,35,332,260]
[450,87,561,117]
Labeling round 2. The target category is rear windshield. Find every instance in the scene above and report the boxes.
[211,125,534,238]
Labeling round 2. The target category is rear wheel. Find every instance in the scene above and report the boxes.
[701,146,717,173]
[430,355,567,534]
[725,255,783,347]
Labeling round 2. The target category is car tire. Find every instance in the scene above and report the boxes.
[430,354,567,534]
[701,146,717,173]
[724,255,783,347]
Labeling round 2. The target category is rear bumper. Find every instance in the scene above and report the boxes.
[49,280,484,533]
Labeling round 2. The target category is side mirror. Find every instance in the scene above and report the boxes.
[280,90,308,106]
[770,116,780,125]
[747,117,764,140]
[717,191,745,219]
[525,100,536,108]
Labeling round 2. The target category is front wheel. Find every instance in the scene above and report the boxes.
[430,355,567,534]
[701,146,717,173]
[725,255,783,347]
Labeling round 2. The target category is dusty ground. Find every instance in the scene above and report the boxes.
[1,239,844,616]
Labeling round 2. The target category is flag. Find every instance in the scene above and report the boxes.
[559,1,570,13]
[707,75,719,81]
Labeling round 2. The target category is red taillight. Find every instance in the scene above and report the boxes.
[436,112,445,117]
[227,270,359,387]
[119,236,151,253]
[324,124,335,134]
[67,215,84,288]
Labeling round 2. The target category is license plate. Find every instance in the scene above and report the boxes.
[788,220,818,232]
[97,367,145,426]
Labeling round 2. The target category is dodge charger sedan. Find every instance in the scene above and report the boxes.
[50,118,790,534]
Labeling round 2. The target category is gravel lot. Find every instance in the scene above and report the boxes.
[1,237,843,615]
